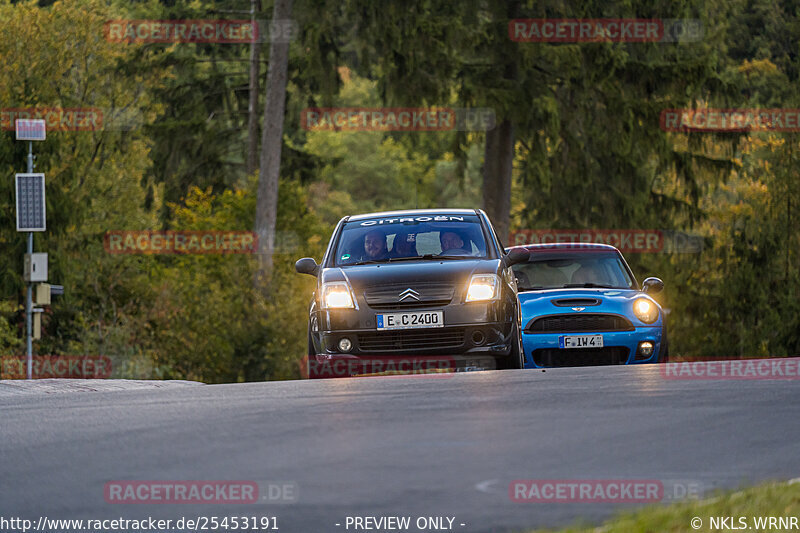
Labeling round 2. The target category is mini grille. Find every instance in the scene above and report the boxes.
[526,314,634,333]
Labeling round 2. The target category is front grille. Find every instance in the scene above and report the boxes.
[526,314,634,333]
[532,347,630,367]
[363,282,455,310]
[357,328,465,352]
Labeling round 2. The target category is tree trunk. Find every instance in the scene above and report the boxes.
[481,0,519,247]
[254,0,292,289]
[482,119,514,245]
[246,0,262,176]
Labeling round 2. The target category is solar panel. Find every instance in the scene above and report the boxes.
[15,119,46,141]
[15,173,46,232]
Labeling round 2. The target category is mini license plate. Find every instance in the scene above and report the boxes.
[376,311,444,330]
[559,334,604,349]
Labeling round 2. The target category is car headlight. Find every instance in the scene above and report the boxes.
[322,282,355,309]
[466,274,500,302]
[633,297,658,323]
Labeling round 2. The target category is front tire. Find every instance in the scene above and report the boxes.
[659,339,670,363]
[658,327,670,363]
[305,328,318,378]
[497,323,524,370]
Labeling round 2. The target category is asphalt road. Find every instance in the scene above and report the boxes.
[2,360,799,533]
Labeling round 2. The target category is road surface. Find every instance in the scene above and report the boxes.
[2,361,799,532]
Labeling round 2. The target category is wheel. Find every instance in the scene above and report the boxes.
[305,327,319,378]
[497,322,524,370]
[658,328,670,363]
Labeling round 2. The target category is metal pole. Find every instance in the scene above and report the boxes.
[26,141,33,379]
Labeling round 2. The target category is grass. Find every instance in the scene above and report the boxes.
[530,480,800,532]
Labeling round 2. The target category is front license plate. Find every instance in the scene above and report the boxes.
[559,334,604,349]
[376,311,444,330]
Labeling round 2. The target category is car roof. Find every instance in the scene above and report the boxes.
[346,208,478,221]
[508,242,620,252]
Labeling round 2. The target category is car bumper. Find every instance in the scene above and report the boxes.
[521,326,664,368]
[315,300,515,354]
[307,301,518,377]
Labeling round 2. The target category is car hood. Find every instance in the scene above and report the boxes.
[321,259,499,288]
[517,288,662,325]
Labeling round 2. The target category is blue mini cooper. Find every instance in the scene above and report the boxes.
[507,243,668,368]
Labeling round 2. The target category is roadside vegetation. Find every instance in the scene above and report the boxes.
[531,480,800,533]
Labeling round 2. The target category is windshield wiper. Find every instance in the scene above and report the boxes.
[347,254,473,265]
[347,259,387,266]
[518,283,622,292]
[518,286,546,292]
[387,254,466,262]
[388,254,436,262]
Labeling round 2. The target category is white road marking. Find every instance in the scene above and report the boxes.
[475,479,500,494]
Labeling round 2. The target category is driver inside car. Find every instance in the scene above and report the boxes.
[363,229,390,261]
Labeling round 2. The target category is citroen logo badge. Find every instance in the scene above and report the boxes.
[572,307,586,312]
[399,288,420,301]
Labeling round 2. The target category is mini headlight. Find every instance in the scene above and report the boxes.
[633,298,658,324]
[466,274,499,302]
[322,282,355,309]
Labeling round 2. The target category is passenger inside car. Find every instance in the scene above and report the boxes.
[439,230,472,255]
[571,262,609,285]
[390,231,418,258]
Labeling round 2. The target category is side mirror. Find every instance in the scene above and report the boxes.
[642,277,664,294]
[503,248,530,268]
[295,257,319,277]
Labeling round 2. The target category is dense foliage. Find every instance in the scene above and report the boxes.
[1,0,798,381]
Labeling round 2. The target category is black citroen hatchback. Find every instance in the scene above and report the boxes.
[295,209,529,377]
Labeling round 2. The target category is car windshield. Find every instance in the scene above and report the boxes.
[333,214,489,266]
[512,251,635,291]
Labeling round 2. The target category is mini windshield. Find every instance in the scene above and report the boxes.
[333,215,488,266]
[512,251,635,290]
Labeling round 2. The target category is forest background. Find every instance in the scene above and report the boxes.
[1,0,798,381]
